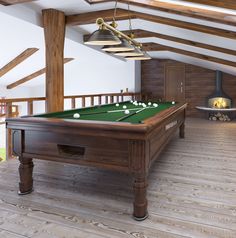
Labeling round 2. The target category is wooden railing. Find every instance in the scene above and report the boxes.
[0,92,142,159]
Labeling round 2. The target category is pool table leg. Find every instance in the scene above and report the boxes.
[133,174,148,221]
[18,156,34,195]
[179,122,185,138]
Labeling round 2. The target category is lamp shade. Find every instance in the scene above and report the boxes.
[102,38,134,52]
[114,46,143,56]
[84,29,121,45]
[125,52,151,60]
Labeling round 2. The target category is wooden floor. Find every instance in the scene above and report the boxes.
[0,118,236,238]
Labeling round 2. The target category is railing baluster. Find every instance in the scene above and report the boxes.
[91,96,94,106]
[105,96,108,104]
[82,97,86,108]
[98,96,102,105]
[71,98,76,109]
[27,101,33,115]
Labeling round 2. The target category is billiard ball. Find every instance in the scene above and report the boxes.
[139,102,142,105]
[123,105,127,109]
[143,104,147,108]
[148,102,152,106]
[153,103,158,107]
[172,101,175,104]
[130,100,133,103]
[73,113,80,118]
[116,103,119,107]
[124,109,130,114]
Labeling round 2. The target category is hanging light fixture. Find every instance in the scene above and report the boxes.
[84,25,121,46]
[114,46,143,56]
[102,38,134,52]
[83,0,151,60]
[125,52,151,60]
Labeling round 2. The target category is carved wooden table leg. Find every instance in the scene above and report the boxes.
[133,174,148,221]
[18,157,34,195]
[179,122,185,138]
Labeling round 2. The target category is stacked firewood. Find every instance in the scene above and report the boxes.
[209,112,231,121]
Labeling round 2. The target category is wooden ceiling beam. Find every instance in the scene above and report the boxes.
[85,0,236,26]
[0,48,39,78]
[121,29,236,56]
[182,0,236,10]
[142,42,236,67]
[67,9,236,40]
[6,58,73,89]
[0,0,36,5]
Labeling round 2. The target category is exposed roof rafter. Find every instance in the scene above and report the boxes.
[0,48,39,78]
[0,0,36,5]
[84,0,236,26]
[7,58,74,89]
[84,29,236,56]
[183,0,236,10]
[143,42,236,67]
[67,9,236,40]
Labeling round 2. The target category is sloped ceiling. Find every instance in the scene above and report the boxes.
[0,0,236,88]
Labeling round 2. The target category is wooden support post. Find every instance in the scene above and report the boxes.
[6,102,13,159]
[27,101,33,115]
[43,9,66,113]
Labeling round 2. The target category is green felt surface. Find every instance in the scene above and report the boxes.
[35,101,175,124]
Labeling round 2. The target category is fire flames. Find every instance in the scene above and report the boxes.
[213,98,227,109]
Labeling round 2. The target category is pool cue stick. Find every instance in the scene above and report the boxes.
[116,107,146,122]
[74,107,147,116]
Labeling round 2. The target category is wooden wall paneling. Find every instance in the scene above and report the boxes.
[43,9,66,113]
[141,59,236,118]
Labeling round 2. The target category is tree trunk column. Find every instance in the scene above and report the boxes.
[43,9,65,113]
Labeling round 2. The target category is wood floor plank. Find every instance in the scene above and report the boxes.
[0,118,236,237]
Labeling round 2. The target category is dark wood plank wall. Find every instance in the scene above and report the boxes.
[141,59,236,117]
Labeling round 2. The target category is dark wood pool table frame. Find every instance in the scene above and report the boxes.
[6,102,187,220]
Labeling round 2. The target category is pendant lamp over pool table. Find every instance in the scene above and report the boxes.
[102,38,134,52]
[84,26,121,46]
[125,52,151,60]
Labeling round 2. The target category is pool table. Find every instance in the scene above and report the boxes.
[6,101,187,220]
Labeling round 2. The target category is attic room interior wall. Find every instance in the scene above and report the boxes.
[141,59,236,118]
[0,86,32,116]
[26,56,138,114]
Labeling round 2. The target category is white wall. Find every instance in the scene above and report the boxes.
[0,85,32,116]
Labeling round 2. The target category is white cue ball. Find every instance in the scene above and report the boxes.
[124,109,130,114]
[139,102,142,105]
[130,100,133,103]
[143,104,147,108]
[116,103,119,107]
[123,105,127,109]
[73,113,80,118]
[172,101,175,104]
[148,102,152,106]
